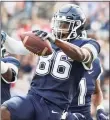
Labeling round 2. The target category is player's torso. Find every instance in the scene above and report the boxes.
[29,38,93,109]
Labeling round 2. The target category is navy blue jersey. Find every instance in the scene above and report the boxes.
[29,38,100,110]
[68,58,101,117]
[1,56,20,104]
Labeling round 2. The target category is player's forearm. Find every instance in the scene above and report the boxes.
[4,35,30,55]
[55,39,89,62]
[92,92,103,108]
[93,80,104,109]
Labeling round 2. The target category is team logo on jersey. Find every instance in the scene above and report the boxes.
[88,71,94,74]
[51,110,59,114]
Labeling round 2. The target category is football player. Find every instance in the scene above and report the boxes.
[1,33,20,104]
[64,58,108,120]
[1,4,101,120]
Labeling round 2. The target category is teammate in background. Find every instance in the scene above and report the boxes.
[65,59,108,120]
[1,4,101,120]
[62,30,109,120]
[1,33,20,104]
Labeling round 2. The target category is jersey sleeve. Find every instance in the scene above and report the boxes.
[82,40,101,70]
[1,56,20,84]
[93,58,103,80]
[97,68,103,80]
[96,63,103,81]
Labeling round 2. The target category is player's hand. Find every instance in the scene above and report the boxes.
[33,30,56,43]
[1,31,7,45]
[96,109,109,120]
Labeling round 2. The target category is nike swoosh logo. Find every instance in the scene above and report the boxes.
[51,110,59,114]
[88,71,94,74]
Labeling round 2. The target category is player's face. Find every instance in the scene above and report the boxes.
[55,21,70,30]
[55,21,70,39]
[51,19,71,40]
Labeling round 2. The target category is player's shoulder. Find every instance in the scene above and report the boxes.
[86,38,100,48]
[72,37,101,54]
[71,37,99,46]
[1,56,20,68]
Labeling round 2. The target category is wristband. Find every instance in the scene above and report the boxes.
[82,50,91,63]
[1,61,9,74]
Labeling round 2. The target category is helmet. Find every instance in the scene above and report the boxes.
[51,4,86,41]
[81,30,87,38]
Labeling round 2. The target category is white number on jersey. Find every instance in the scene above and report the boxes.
[36,52,54,75]
[36,51,72,80]
[78,78,87,106]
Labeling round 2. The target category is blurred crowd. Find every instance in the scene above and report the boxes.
[1,1,109,118]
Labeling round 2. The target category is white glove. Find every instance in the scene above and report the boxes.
[1,61,9,74]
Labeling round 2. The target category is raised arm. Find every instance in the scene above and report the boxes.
[55,39,99,69]
[32,30,100,69]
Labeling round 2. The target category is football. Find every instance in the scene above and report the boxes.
[20,31,53,56]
